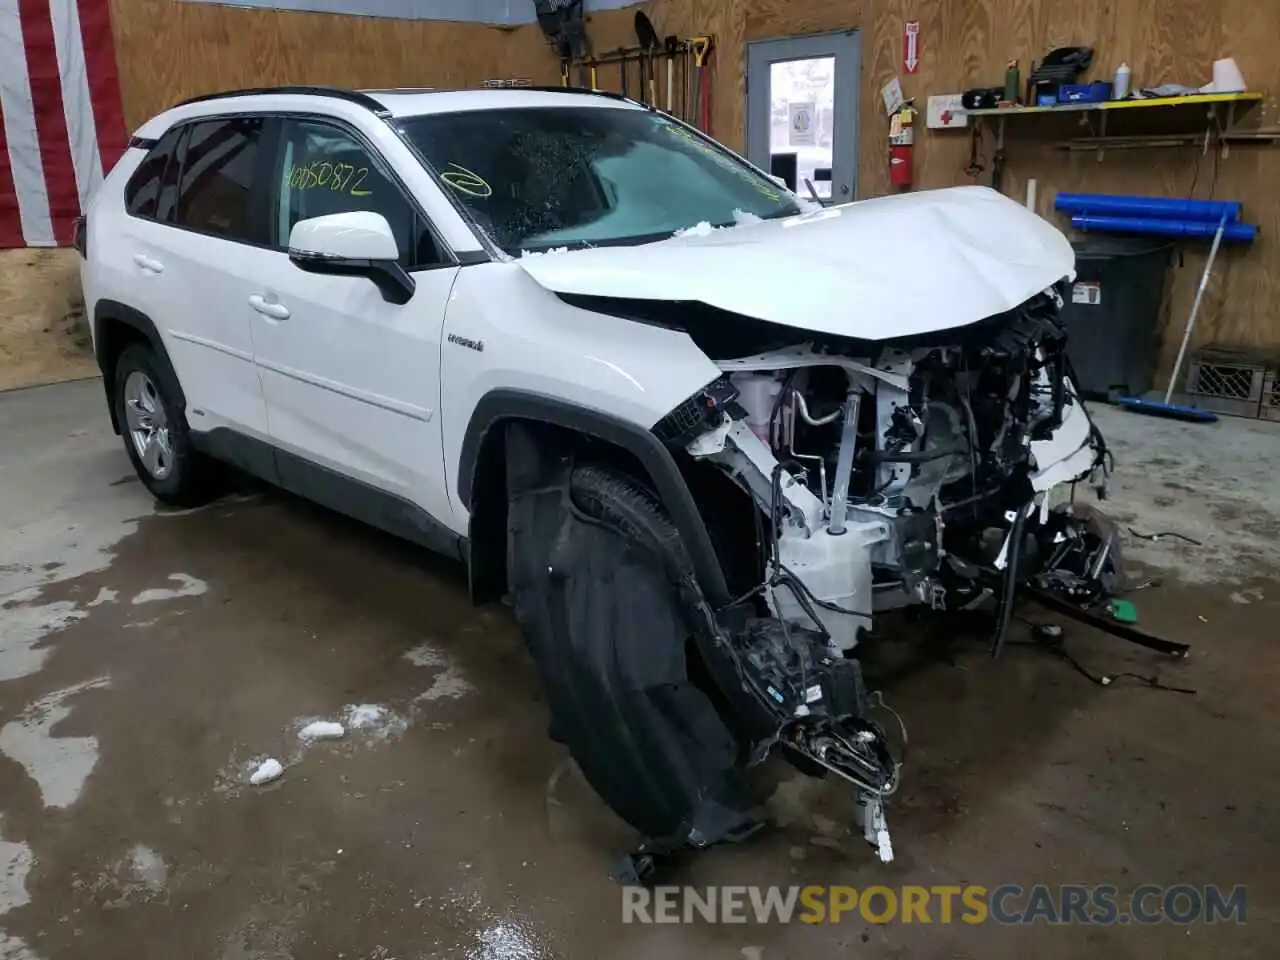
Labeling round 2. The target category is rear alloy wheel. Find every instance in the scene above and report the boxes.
[123,370,174,481]
[113,343,217,506]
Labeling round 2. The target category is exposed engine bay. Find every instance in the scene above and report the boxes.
[643,287,1125,865]
[504,286,1169,884]
[680,288,1107,651]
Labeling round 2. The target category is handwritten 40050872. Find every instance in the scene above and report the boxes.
[287,159,372,196]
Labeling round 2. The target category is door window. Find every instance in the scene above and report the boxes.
[274,118,440,268]
[174,117,267,243]
[124,126,184,219]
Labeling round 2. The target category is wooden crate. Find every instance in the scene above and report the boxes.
[1185,344,1267,419]
[1263,368,1280,422]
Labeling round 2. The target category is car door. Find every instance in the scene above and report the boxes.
[125,116,274,445]
[247,114,460,538]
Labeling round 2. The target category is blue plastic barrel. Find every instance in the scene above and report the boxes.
[1056,193,1243,224]
[1070,214,1257,243]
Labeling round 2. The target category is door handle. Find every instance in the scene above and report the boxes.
[248,294,290,320]
[132,253,164,274]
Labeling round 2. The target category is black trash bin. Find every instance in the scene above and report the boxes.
[1060,237,1172,401]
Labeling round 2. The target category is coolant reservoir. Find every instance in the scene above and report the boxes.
[731,373,783,445]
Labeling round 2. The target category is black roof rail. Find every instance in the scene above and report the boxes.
[175,85,390,117]
[520,85,647,108]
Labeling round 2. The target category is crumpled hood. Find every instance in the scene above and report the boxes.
[517,185,1075,340]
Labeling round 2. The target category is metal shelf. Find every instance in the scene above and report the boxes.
[966,90,1263,118]
[969,91,1267,170]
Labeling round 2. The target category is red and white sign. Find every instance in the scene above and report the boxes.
[903,20,920,74]
[0,0,128,248]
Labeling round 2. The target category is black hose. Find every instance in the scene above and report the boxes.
[859,440,967,465]
[990,509,1026,658]
[777,564,874,620]
[769,571,832,640]
[767,370,799,457]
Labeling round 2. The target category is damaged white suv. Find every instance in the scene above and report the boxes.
[80,86,1116,874]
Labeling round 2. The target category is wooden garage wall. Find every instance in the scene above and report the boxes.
[111,0,1278,382]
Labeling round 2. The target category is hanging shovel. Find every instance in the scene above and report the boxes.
[635,11,660,106]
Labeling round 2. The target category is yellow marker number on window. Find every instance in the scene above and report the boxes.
[440,163,492,198]
[287,160,372,197]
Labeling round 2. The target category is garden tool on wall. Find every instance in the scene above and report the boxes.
[691,36,713,133]
[534,0,588,86]
[665,35,678,112]
[635,11,660,106]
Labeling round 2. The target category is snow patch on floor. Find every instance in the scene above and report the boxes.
[130,573,208,605]
[84,843,168,907]
[420,884,553,960]
[87,587,117,607]
[0,821,33,915]
[0,817,40,960]
[404,641,475,702]
[0,932,41,960]
[297,720,344,741]
[0,597,87,681]
[467,918,552,960]
[124,844,168,896]
[0,677,110,808]
[342,704,408,741]
[249,758,284,786]
[403,641,447,668]
[417,666,475,702]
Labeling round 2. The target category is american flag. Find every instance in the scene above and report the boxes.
[0,0,127,248]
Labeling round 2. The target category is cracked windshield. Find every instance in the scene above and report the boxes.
[399,106,803,253]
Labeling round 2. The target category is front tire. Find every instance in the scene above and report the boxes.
[504,447,760,849]
[113,343,216,507]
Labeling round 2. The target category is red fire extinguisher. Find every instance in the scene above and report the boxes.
[889,102,915,189]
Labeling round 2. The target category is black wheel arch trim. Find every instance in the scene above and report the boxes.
[93,299,187,433]
[457,388,730,607]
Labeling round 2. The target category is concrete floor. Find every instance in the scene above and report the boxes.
[1,379,1278,960]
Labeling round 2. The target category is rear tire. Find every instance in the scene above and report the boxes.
[113,343,217,507]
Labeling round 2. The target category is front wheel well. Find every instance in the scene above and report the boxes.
[459,392,734,608]
[465,418,655,604]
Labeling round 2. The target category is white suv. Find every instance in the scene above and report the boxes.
[80,85,1114,872]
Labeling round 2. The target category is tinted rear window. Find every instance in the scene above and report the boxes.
[124,126,183,219]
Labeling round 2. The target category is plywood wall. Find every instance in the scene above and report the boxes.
[108,0,552,126]
[110,0,1279,380]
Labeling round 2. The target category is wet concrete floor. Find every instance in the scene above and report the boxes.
[1,380,1277,959]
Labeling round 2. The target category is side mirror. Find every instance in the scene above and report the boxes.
[288,212,415,305]
[770,174,788,189]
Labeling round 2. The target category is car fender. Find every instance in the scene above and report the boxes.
[93,300,186,433]
[457,388,731,607]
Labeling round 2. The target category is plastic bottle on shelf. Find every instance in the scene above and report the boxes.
[1114,62,1132,100]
